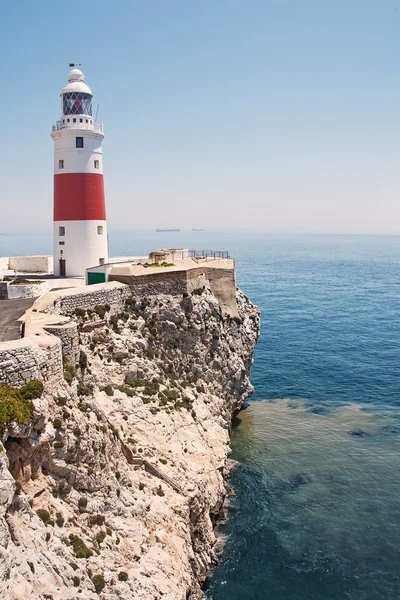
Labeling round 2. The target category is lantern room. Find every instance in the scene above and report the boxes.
[61,68,93,120]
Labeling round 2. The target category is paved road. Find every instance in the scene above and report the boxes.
[0,298,38,342]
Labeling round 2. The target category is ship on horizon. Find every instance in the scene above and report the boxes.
[192,228,204,231]
[156,228,180,232]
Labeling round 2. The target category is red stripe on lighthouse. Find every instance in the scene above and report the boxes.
[54,173,106,221]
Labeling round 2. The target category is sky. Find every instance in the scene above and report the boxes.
[0,0,400,234]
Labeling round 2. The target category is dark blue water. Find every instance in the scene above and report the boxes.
[2,231,400,599]
[204,233,400,600]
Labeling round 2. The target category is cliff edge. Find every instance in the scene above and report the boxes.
[0,283,259,599]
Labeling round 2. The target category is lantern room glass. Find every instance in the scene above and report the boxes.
[63,93,93,116]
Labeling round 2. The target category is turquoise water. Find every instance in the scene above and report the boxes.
[2,231,400,599]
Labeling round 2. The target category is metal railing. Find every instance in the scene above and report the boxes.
[189,250,230,262]
[52,120,103,133]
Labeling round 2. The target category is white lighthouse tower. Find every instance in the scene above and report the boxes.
[51,66,108,277]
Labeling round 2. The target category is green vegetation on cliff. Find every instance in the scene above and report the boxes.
[0,380,43,434]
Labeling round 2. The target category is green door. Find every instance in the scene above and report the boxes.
[87,272,106,285]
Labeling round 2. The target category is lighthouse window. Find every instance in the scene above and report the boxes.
[59,227,65,236]
[63,92,93,116]
[59,241,65,246]
[59,160,64,169]
[76,137,84,148]
[80,118,83,123]
[73,118,76,123]
[94,160,99,169]
[97,226,103,235]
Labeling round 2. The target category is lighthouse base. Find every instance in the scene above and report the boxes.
[53,220,108,277]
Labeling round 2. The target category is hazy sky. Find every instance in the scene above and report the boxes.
[1,0,399,233]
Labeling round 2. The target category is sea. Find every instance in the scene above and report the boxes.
[2,230,400,600]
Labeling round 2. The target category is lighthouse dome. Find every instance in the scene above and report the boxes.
[61,67,92,96]
[68,68,85,82]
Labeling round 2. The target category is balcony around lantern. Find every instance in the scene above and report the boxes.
[52,120,103,133]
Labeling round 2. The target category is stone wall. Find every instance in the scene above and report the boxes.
[43,321,79,366]
[0,337,63,386]
[43,282,131,316]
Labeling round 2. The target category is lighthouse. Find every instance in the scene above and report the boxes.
[51,66,108,277]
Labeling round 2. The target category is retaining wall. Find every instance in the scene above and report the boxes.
[0,281,49,300]
[42,321,79,366]
[0,337,63,386]
[42,282,131,316]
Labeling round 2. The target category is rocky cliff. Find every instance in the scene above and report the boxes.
[0,285,259,599]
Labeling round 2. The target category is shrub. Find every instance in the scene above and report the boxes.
[118,571,128,582]
[0,381,41,434]
[58,481,72,497]
[109,315,120,332]
[106,527,112,536]
[9,278,43,285]
[156,485,165,497]
[53,418,62,429]
[124,298,137,310]
[115,471,121,480]
[37,509,51,525]
[56,512,64,527]
[69,534,93,559]
[64,364,76,385]
[73,576,80,587]
[88,514,105,527]
[128,379,146,388]
[143,380,159,397]
[95,531,106,545]
[78,497,87,511]
[73,308,86,318]
[73,427,81,437]
[118,385,134,397]
[104,385,114,397]
[92,574,105,594]
[94,305,107,319]
[77,384,92,397]
[20,380,44,400]
[79,351,88,371]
